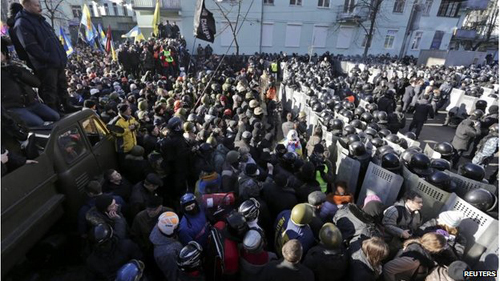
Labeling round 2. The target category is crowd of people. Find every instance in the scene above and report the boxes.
[2,0,500,280]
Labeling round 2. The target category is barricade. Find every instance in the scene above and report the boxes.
[444,170,498,197]
[406,176,452,221]
[424,143,441,159]
[335,142,360,195]
[441,193,498,265]
[356,162,403,207]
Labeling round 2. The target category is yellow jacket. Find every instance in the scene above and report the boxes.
[114,114,140,153]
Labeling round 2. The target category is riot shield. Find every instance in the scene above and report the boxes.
[441,193,498,264]
[356,162,403,207]
[406,176,452,221]
[335,143,360,196]
[424,143,441,159]
[444,170,498,198]
[397,132,421,148]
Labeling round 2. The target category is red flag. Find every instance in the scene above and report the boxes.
[105,25,112,53]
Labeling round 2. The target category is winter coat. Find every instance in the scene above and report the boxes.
[221,162,240,193]
[412,100,434,122]
[378,95,396,114]
[85,207,129,239]
[262,181,298,219]
[383,242,437,281]
[110,114,140,153]
[239,251,278,281]
[150,226,183,281]
[333,204,383,245]
[261,259,314,281]
[349,239,383,281]
[140,49,155,70]
[1,63,39,109]
[129,182,159,218]
[403,86,415,103]
[13,10,67,70]
[382,204,422,240]
[77,195,125,236]
[274,210,315,258]
[86,238,142,281]
[178,210,210,249]
[131,206,171,251]
[303,245,349,281]
[452,119,481,151]
[212,144,230,174]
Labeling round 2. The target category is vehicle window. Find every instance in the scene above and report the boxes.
[58,127,87,164]
[81,117,106,147]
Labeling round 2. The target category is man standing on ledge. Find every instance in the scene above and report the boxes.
[13,0,77,113]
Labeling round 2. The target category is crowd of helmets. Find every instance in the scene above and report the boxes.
[34,33,499,281]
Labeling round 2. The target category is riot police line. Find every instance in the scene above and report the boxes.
[279,74,498,272]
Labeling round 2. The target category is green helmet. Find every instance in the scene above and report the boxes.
[206,136,217,148]
[290,203,313,226]
[319,223,343,249]
[226,150,240,164]
[183,122,194,133]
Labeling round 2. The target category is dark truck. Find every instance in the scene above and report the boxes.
[2,110,118,275]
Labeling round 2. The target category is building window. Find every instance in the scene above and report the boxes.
[344,0,355,13]
[264,0,274,4]
[336,26,354,48]
[262,23,274,46]
[430,30,444,49]
[101,4,107,16]
[411,31,423,49]
[285,24,302,47]
[393,0,405,13]
[89,5,95,17]
[113,3,119,16]
[123,5,129,16]
[384,29,398,49]
[318,0,330,7]
[422,0,433,16]
[290,0,302,6]
[437,0,460,17]
[312,26,328,47]
[72,5,82,18]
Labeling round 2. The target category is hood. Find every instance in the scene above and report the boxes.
[149,225,178,246]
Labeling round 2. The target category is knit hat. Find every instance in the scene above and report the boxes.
[274,173,288,187]
[308,191,326,206]
[226,150,240,164]
[254,107,264,116]
[118,103,129,113]
[95,194,114,213]
[363,194,382,207]
[145,173,163,187]
[447,261,470,281]
[245,163,260,177]
[242,131,252,139]
[438,211,464,228]
[282,239,303,263]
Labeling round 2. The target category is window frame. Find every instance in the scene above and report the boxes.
[264,0,274,4]
[437,0,461,17]
[393,0,405,13]
[89,5,95,17]
[318,0,330,8]
[112,3,119,16]
[410,31,424,50]
[57,127,88,165]
[261,22,274,47]
[285,23,303,47]
[361,29,376,48]
[71,5,82,18]
[103,3,109,16]
[290,0,302,6]
[422,0,433,16]
[384,29,398,49]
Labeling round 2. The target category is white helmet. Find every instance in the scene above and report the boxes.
[158,211,179,236]
[287,129,299,142]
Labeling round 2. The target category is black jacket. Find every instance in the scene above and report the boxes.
[412,100,434,122]
[303,245,349,281]
[1,63,39,108]
[13,10,67,70]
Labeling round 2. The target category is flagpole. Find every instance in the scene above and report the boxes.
[187,36,197,75]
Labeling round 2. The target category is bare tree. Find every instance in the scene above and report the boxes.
[455,0,499,51]
[471,1,499,50]
[42,0,70,31]
[212,0,243,55]
[361,0,384,57]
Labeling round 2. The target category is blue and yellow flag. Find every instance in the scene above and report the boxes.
[59,27,74,57]
[80,4,96,44]
[121,25,145,42]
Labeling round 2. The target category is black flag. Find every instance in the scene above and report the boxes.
[193,0,216,43]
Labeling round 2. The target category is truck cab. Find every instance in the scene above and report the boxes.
[1,110,118,275]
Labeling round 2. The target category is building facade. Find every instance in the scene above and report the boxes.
[173,0,496,57]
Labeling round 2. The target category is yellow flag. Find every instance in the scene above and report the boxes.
[152,0,161,37]
[111,42,117,61]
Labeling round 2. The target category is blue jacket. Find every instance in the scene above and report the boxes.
[274,210,315,257]
[13,10,67,70]
[178,210,210,249]
[149,226,183,281]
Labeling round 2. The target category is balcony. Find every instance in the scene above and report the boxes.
[454,29,477,39]
[464,0,489,10]
[132,0,181,10]
[336,5,369,23]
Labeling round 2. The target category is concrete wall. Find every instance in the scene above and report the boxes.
[417,49,487,66]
